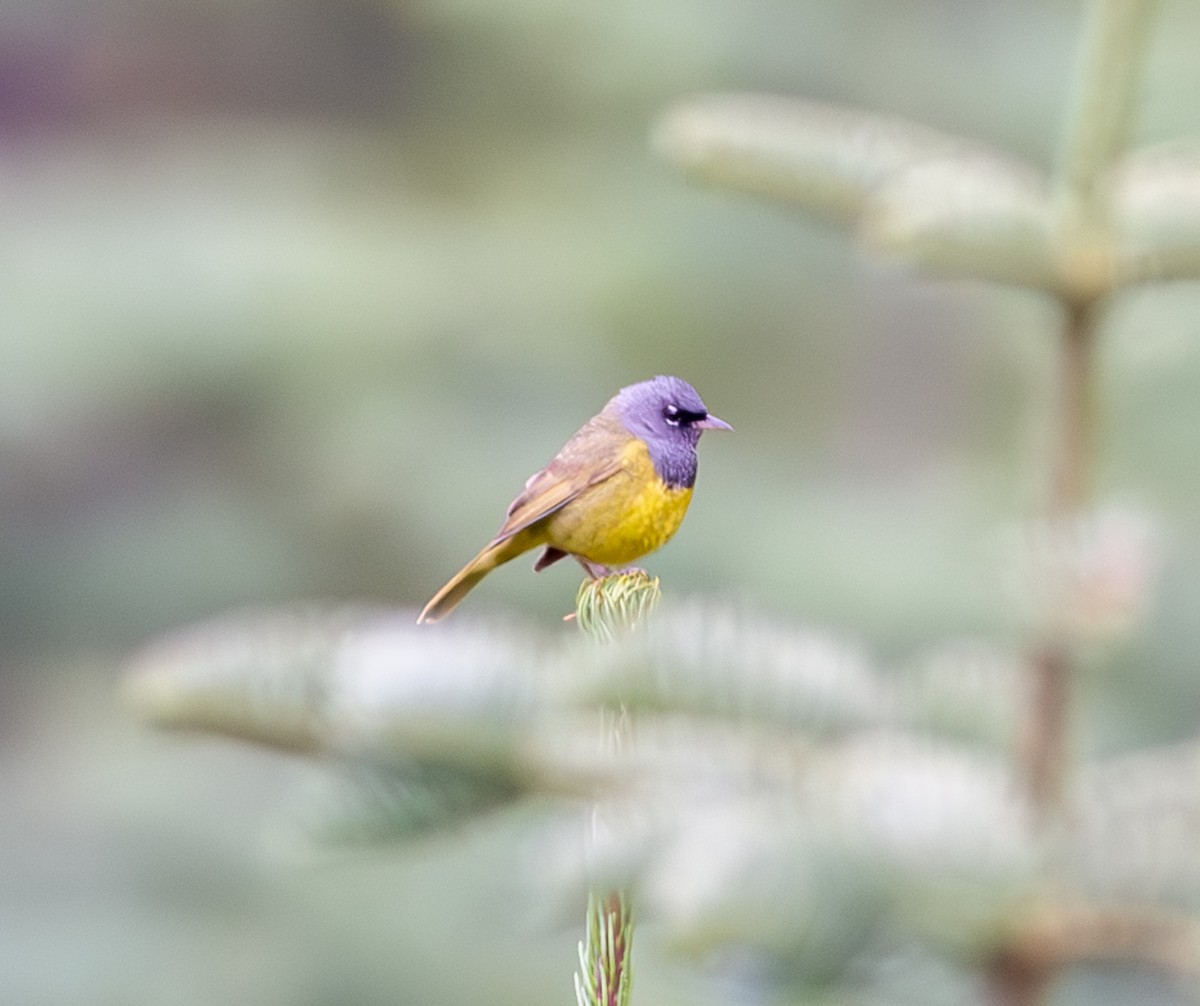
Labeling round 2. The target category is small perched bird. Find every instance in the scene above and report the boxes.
[418,375,731,623]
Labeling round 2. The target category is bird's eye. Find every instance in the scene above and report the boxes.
[663,404,681,426]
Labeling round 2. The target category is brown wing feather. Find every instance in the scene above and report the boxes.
[494,412,625,540]
[416,408,627,624]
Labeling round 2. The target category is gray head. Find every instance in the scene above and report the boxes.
[610,375,731,489]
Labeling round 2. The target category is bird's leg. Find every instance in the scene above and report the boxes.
[575,557,615,580]
[533,546,568,572]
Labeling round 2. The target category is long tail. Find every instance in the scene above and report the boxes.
[417,533,534,623]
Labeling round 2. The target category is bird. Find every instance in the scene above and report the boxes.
[417,375,731,623]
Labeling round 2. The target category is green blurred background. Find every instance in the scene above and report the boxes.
[4,1,1200,1002]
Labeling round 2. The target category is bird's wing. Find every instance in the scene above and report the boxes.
[493,414,625,541]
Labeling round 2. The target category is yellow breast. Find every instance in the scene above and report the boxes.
[545,438,694,567]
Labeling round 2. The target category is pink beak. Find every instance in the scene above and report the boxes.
[697,414,733,431]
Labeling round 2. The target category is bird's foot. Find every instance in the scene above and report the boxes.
[575,557,615,580]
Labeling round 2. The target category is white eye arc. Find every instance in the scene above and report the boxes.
[663,404,681,426]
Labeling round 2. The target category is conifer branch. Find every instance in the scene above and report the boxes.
[575,571,662,642]
[572,573,647,1005]
[574,890,634,1006]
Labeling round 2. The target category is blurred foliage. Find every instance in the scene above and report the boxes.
[123,602,1200,1002]
[5,0,1200,1003]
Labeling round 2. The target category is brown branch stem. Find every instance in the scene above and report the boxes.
[1049,303,1097,519]
[1020,303,1098,821]
[986,901,1200,1005]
